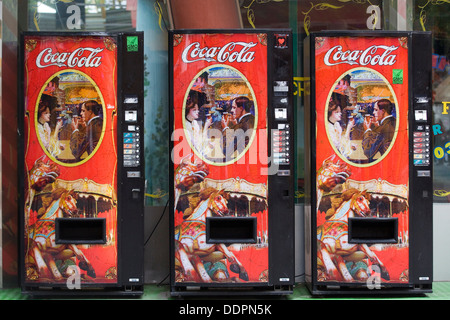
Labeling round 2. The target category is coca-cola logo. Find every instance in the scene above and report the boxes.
[181,41,257,63]
[324,45,399,66]
[36,47,104,68]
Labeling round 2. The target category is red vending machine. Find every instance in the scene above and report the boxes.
[19,32,145,295]
[304,31,433,295]
[169,29,294,296]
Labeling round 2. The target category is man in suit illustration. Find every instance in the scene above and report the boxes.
[221,96,255,162]
[362,99,396,161]
[70,100,103,161]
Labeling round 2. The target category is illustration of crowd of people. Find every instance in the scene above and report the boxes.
[36,76,103,163]
[327,73,397,164]
[184,71,256,163]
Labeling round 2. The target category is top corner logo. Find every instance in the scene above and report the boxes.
[324,45,399,67]
[127,36,138,52]
[275,34,289,49]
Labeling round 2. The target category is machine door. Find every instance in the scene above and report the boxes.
[171,31,270,286]
[21,33,120,287]
[312,34,411,285]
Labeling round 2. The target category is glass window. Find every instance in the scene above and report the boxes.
[27,0,136,31]
[413,1,450,202]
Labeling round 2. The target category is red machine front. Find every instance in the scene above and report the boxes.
[22,34,119,286]
[315,36,409,282]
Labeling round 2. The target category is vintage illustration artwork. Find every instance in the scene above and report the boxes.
[35,71,105,165]
[325,68,398,166]
[314,36,410,283]
[172,33,270,284]
[182,65,257,165]
[23,35,119,284]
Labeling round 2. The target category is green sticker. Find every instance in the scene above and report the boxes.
[393,69,403,84]
[127,36,138,52]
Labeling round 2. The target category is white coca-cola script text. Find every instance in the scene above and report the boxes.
[324,45,399,66]
[36,47,103,68]
[181,41,256,63]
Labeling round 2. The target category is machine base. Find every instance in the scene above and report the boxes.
[308,283,432,296]
[22,285,144,297]
[171,285,293,297]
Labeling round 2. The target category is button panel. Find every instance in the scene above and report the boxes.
[273,123,290,165]
[123,131,140,167]
[413,124,431,166]
[123,95,142,170]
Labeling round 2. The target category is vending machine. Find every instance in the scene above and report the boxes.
[19,32,145,295]
[169,29,294,296]
[304,31,433,295]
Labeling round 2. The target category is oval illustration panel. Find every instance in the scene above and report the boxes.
[325,68,399,167]
[183,65,258,165]
[35,70,106,166]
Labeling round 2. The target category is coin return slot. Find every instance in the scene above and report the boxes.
[348,217,398,244]
[55,218,106,244]
[206,217,257,244]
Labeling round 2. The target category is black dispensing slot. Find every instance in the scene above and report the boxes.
[206,217,257,244]
[348,218,398,244]
[55,218,106,244]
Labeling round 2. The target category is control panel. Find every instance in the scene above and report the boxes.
[413,124,431,167]
[273,123,290,165]
[268,30,294,287]
[409,31,433,288]
[271,33,293,173]
[413,101,431,167]
[118,32,145,289]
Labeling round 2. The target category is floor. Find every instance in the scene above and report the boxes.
[1,282,450,300]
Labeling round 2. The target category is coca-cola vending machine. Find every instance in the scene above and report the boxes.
[169,29,295,296]
[18,32,145,295]
[304,31,433,295]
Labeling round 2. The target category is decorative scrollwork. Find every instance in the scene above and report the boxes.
[145,190,168,199]
[418,0,450,31]
[302,1,377,36]
[242,0,284,29]
[295,191,305,199]
[302,2,344,36]
[434,189,450,197]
